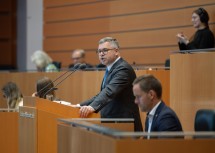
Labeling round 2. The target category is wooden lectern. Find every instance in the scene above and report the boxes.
[19,97,99,153]
[0,111,18,153]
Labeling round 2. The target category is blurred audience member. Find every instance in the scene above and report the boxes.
[31,50,59,72]
[2,82,23,110]
[176,8,214,50]
[33,76,56,100]
[32,77,71,105]
[68,49,93,69]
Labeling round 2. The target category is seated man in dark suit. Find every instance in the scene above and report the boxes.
[132,74,183,135]
[68,49,93,69]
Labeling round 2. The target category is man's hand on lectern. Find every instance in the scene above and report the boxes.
[79,106,95,118]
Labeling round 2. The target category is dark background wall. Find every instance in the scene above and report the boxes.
[0,0,16,70]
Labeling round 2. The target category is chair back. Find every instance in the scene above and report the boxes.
[195,109,215,131]
[52,61,61,70]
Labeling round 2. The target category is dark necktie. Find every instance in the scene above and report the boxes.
[102,69,109,88]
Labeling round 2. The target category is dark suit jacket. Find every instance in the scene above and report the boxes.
[145,101,183,132]
[80,58,143,131]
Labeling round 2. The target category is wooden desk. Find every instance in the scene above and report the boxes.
[19,97,99,153]
[0,111,18,153]
[58,119,215,153]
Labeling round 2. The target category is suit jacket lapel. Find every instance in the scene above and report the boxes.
[150,101,165,131]
[100,58,124,90]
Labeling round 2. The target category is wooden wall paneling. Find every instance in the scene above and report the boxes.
[44,23,215,66]
[110,0,215,16]
[44,0,215,22]
[44,19,110,37]
[44,0,215,67]
[44,5,215,37]
[170,52,215,131]
[45,21,215,52]
[44,0,99,8]
[44,1,111,22]
[44,27,195,51]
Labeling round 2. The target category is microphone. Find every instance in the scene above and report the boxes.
[43,63,86,98]
[36,63,81,97]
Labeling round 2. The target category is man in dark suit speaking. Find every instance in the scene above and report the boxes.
[79,37,143,131]
[132,74,183,134]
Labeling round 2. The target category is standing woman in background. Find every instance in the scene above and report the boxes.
[176,8,214,50]
[2,82,23,110]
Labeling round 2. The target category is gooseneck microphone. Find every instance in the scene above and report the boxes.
[36,63,81,97]
[43,63,87,98]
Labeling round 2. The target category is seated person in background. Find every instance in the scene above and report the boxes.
[68,49,93,69]
[32,77,71,105]
[2,82,23,110]
[176,7,214,50]
[132,74,183,133]
[31,50,59,72]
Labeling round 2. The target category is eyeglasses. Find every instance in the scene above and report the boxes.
[72,57,82,60]
[96,48,115,54]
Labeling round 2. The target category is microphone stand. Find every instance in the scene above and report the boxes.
[36,63,81,97]
[43,63,86,99]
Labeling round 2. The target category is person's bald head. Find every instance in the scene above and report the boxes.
[71,49,85,64]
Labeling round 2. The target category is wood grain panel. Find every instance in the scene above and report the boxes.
[44,0,215,22]
[44,22,215,52]
[44,5,215,37]
[44,0,100,8]
[170,52,215,131]
[44,22,215,66]
[44,0,215,67]
[44,27,198,51]
[110,0,215,15]
[0,112,18,153]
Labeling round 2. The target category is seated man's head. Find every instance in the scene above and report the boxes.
[132,74,162,112]
[71,49,85,65]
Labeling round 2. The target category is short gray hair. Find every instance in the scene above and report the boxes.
[99,37,120,49]
[31,50,53,69]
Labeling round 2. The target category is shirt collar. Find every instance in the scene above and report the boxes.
[148,101,161,117]
[107,57,121,71]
